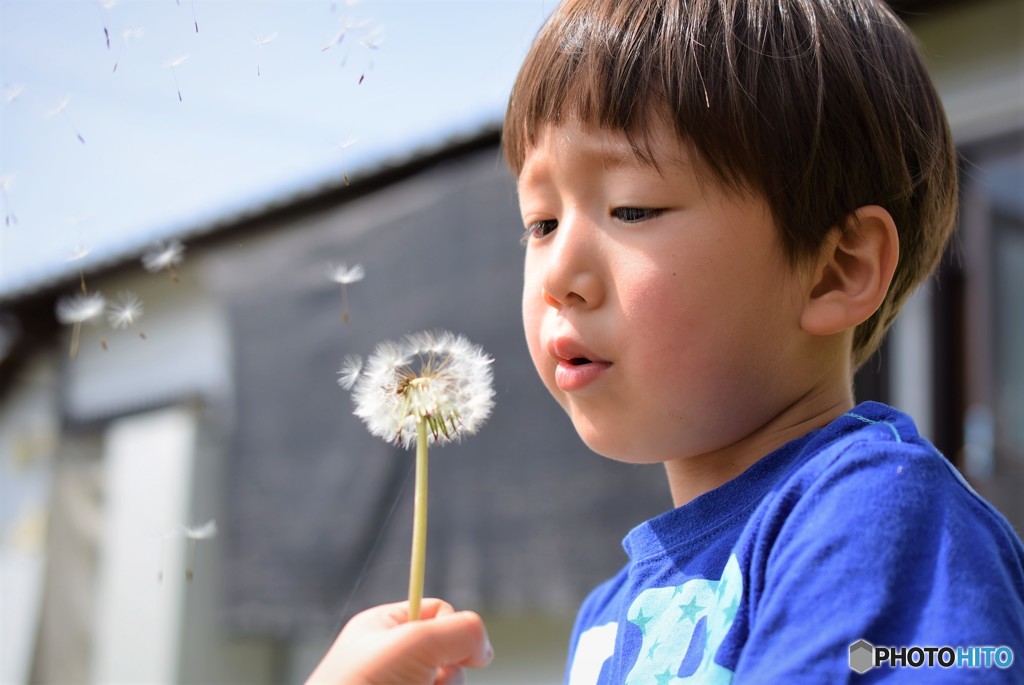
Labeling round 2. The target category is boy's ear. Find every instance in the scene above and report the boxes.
[800,205,899,337]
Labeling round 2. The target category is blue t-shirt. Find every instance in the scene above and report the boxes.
[565,402,1024,683]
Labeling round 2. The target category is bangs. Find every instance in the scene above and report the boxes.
[502,0,750,190]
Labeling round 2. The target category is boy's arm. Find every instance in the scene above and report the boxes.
[734,442,1024,682]
[306,599,493,685]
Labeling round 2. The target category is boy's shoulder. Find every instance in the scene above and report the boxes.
[771,401,1005,525]
[758,401,1020,555]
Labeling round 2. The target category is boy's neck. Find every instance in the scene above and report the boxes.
[662,390,853,508]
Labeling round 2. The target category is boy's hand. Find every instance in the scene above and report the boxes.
[305,598,494,685]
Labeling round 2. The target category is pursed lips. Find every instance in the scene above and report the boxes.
[548,336,612,391]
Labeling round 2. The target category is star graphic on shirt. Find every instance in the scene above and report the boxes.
[722,593,740,622]
[647,638,663,660]
[677,596,702,623]
[654,666,676,685]
[632,607,655,635]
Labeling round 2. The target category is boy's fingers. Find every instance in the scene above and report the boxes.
[400,610,494,669]
[435,665,466,685]
[417,597,456,620]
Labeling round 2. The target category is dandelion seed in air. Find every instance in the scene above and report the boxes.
[112,27,144,73]
[182,519,217,581]
[97,0,119,49]
[157,519,216,582]
[3,84,24,105]
[341,331,495,620]
[142,239,185,281]
[252,31,278,76]
[335,137,357,185]
[66,244,92,293]
[328,262,364,323]
[46,97,86,144]
[56,292,107,359]
[162,54,190,102]
[1,175,17,226]
[322,16,368,52]
[107,291,144,331]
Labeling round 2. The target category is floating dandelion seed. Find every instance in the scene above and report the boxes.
[172,0,199,32]
[328,262,364,323]
[336,137,357,185]
[158,519,217,582]
[112,27,144,73]
[182,519,217,581]
[142,239,185,281]
[3,84,24,105]
[56,292,106,359]
[359,35,382,51]
[341,331,495,620]
[162,54,190,102]
[1,174,17,226]
[252,31,278,76]
[46,96,85,144]
[98,0,119,49]
[107,291,143,329]
[322,16,368,52]
[66,245,92,293]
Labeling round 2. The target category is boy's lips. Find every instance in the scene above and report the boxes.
[548,337,612,391]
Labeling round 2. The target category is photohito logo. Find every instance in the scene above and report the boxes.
[849,639,1015,673]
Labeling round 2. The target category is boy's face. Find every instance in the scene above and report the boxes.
[518,121,820,467]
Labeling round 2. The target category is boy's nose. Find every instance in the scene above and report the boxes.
[540,216,603,310]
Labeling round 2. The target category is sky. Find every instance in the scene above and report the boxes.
[0,0,552,298]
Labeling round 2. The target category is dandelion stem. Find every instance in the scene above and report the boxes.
[408,419,429,621]
[341,284,350,323]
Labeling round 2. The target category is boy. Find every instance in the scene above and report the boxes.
[311,0,1024,681]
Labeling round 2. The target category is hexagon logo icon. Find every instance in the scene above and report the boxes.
[849,639,875,674]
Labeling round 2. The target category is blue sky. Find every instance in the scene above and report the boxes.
[0,0,550,297]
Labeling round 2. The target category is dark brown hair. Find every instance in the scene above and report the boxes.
[503,0,958,368]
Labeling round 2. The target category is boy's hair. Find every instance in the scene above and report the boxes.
[503,0,958,368]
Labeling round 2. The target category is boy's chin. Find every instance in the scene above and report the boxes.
[571,419,672,466]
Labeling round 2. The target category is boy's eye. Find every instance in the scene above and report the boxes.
[613,207,664,223]
[521,219,558,245]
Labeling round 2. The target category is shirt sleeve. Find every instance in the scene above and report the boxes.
[731,438,1024,683]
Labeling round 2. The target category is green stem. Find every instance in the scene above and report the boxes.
[408,419,429,620]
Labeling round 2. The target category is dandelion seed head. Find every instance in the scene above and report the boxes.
[0,174,14,191]
[56,292,107,325]
[121,27,144,41]
[107,291,143,328]
[163,54,190,68]
[346,331,495,448]
[336,137,358,151]
[100,0,119,10]
[142,240,185,272]
[328,262,365,285]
